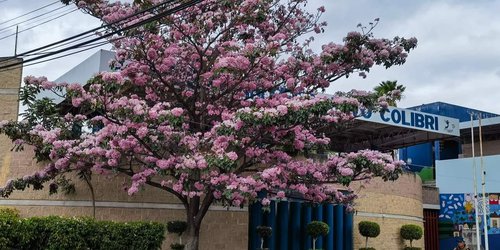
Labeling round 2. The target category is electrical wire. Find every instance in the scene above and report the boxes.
[0,5,70,35]
[0,8,79,41]
[0,0,203,72]
[0,0,182,62]
[0,1,60,26]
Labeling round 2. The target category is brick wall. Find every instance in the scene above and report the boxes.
[462,140,500,157]
[352,173,425,249]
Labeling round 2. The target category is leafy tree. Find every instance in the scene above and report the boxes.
[373,80,406,107]
[0,0,416,249]
[358,221,380,249]
[400,224,423,248]
[307,221,329,250]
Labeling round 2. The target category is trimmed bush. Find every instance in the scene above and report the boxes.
[167,220,188,235]
[170,243,185,250]
[256,226,272,249]
[400,224,423,248]
[358,221,380,249]
[0,209,165,250]
[306,221,330,250]
[403,247,422,250]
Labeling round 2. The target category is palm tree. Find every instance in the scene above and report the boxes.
[373,80,406,107]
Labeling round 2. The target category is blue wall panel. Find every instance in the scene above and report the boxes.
[324,204,334,250]
[277,201,289,250]
[334,205,344,250]
[314,205,324,249]
[302,205,312,250]
[344,210,354,250]
[289,202,301,250]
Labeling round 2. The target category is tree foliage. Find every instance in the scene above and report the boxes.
[400,224,423,248]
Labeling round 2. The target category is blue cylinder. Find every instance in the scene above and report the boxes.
[334,205,344,250]
[249,202,263,250]
[289,202,301,250]
[302,204,312,250]
[314,205,324,249]
[277,201,289,250]
[324,204,334,250]
[344,210,354,250]
[268,201,277,250]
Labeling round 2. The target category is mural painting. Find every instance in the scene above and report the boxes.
[439,193,500,249]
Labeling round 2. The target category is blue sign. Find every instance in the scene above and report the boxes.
[356,107,460,136]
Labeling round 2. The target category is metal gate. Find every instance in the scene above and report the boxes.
[424,209,440,250]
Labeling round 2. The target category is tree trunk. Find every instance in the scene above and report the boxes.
[184,225,200,250]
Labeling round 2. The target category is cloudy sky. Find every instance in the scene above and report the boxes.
[0,0,499,113]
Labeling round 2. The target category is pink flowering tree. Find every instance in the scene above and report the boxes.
[0,0,416,249]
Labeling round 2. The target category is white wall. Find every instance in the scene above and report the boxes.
[436,154,500,193]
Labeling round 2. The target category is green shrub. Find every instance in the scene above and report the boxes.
[167,220,188,235]
[400,224,423,248]
[358,221,380,249]
[256,226,272,238]
[403,247,422,250]
[306,221,330,238]
[0,208,20,249]
[307,221,329,250]
[0,209,165,250]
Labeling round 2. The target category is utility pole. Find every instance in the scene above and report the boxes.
[470,113,481,249]
[14,25,18,56]
[479,114,489,250]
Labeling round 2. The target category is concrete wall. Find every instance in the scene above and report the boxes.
[462,140,500,158]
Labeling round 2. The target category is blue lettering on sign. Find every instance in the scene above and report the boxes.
[380,110,390,122]
[415,113,425,128]
[401,110,411,126]
[425,115,435,130]
[373,109,439,131]
[391,109,401,123]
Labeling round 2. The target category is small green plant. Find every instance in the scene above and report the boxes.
[400,224,423,249]
[306,221,329,250]
[170,243,185,250]
[256,226,272,249]
[358,221,380,249]
[402,247,421,250]
[167,221,188,245]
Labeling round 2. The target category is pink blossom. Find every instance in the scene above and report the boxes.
[171,108,184,117]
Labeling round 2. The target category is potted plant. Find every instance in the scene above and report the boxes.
[306,221,329,250]
[400,224,423,250]
[256,226,272,250]
[167,220,188,250]
[358,221,380,250]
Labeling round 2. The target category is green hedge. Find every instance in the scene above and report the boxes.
[0,208,165,250]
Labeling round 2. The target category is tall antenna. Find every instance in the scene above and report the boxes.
[479,114,489,249]
[470,112,481,249]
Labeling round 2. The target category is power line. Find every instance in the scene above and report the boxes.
[0,1,60,26]
[0,0,181,62]
[0,8,78,41]
[0,0,203,71]
[0,5,70,35]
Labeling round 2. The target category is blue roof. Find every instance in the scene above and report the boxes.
[407,102,498,122]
